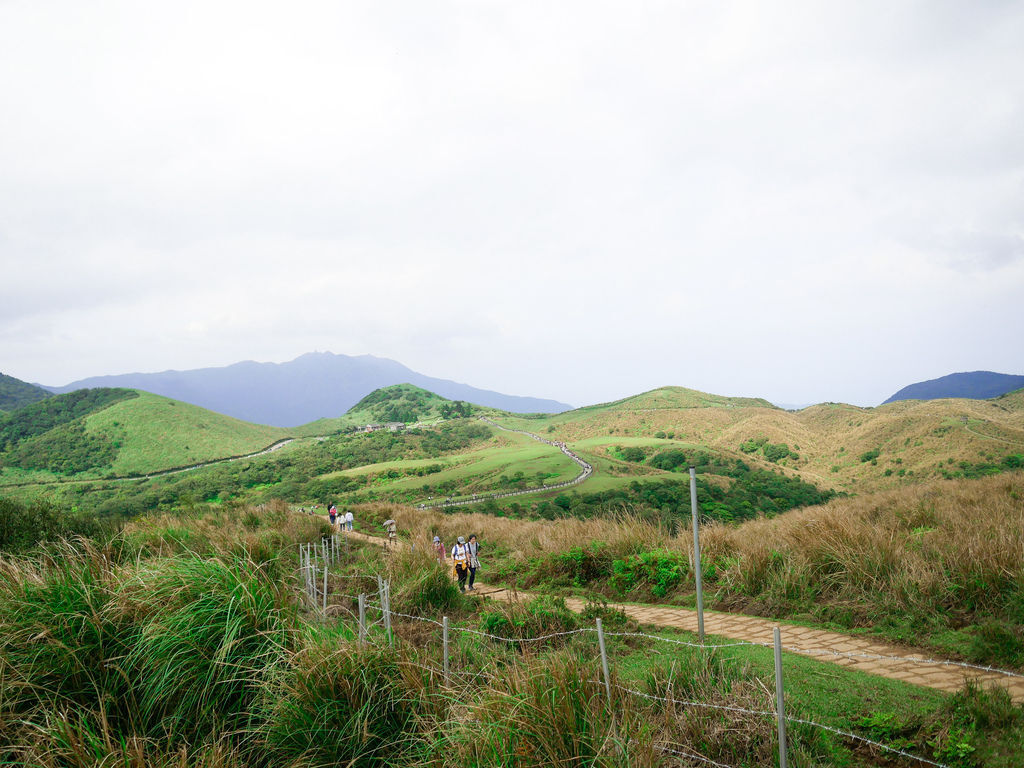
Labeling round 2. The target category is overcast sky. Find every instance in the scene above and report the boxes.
[2,1,1022,408]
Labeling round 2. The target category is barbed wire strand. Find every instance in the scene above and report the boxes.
[607,683,953,768]
[653,742,738,768]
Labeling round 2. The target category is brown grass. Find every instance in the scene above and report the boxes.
[355,473,1024,653]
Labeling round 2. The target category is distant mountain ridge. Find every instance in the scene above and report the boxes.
[44,352,572,427]
[882,371,1024,405]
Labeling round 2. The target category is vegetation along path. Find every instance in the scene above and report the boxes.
[344,528,1024,702]
[416,416,593,509]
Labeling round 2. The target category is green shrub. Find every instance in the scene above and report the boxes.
[554,542,612,586]
[611,549,688,598]
[479,595,581,642]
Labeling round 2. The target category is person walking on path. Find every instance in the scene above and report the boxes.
[451,536,470,592]
[328,504,337,529]
[383,519,397,550]
[344,509,354,531]
[466,534,481,591]
[432,536,446,564]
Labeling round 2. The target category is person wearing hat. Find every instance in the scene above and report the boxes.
[451,535,470,592]
[432,535,446,564]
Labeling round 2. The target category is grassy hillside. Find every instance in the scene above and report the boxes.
[86,391,290,475]
[4,381,1022,530]
[4,500,1022,767]
[0,373,51,411]
[295,383,501,436]
[0,390,290,484]
[491,386,1024,496]
[379,470,1024,671]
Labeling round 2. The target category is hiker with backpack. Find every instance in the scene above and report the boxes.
[466,534,481,591]
[432,536,446,564]
[451,536,470,592]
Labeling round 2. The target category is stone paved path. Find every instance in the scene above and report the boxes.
[336,527,1024,701]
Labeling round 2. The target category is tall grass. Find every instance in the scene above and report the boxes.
[356,474,1024,666]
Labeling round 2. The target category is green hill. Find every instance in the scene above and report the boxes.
[0,373,52,412]
[0,389,290,481]
[297,384,501,435]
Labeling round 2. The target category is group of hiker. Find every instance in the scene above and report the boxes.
[306,504,481,592]
[432,534,481,592]
[327,503,354,531]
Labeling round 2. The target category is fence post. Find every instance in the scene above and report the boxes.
[443,616,450,685]
[304,544,312,601]
[688,466,705,643]
[774,627,788,768]
[384,579,393,645]
[322,561,328,616]
[358,594,367,646]
[597,618,611,706]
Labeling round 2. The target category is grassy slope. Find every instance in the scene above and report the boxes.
[84,391,290,475]
[294,383,504,436]
[491,386,1024,495]
[318,429,581,503]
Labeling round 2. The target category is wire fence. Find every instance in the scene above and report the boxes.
[293,533,1024,768]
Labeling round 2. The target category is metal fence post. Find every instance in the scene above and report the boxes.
[689,466,705,643]
[443,616,450,685]
[384,579,393,645]
[597,618,611,706]
[358,594,366,646]
[774,627,788,768]
[322,561,328,615]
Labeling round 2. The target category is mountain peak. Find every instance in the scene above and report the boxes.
[45,353,571,427]
[882,371,1024,404]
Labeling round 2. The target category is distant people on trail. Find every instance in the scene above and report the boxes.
[467,534,481,591]
[383,519,397,550]
[432,536,446,564]
[344,509,354,531]
[451,536,470,592]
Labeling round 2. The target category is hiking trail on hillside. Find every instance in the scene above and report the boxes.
[339,527,1024,702]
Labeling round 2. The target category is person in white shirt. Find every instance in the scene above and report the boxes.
[451,536,470,592]
[344,509,354,531]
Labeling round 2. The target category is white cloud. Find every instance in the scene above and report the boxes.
[1,1,1022,405]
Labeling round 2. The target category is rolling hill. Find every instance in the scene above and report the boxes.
[492,385,1024,497]
[44,351,572,426]
[0,389,291,482]
[2,380,1022,523]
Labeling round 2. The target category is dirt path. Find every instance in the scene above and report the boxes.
[339,528,1024,702]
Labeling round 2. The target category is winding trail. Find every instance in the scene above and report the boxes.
[1,438,296,488]
[416,417,593,509]
[341,528,1024,702]
[962,422,1024,447]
